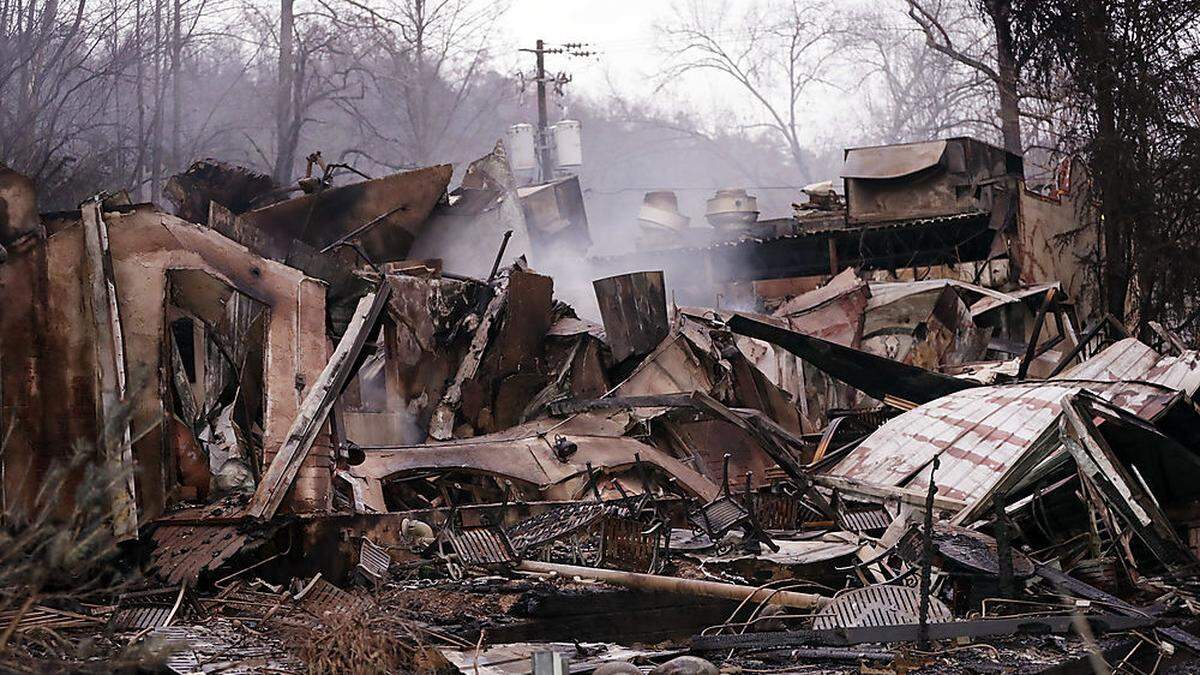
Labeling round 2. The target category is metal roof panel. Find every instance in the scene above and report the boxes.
[827,381,1180,505]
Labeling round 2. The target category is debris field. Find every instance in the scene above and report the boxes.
[2,138,1200,674]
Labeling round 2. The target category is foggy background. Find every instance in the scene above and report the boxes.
[0,0,1048,254]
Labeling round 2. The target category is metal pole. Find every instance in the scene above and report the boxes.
[918,456,940,649]
[517,560,829,610]
[317,202,408,254]
[486,230,514,284]
[995,491,1014,599]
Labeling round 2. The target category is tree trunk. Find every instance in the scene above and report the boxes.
[986,0,1022,156]
[1082,2,1128,321]
[786,133,807,182]
[150,0,164,202]
[274,0,295,183]
[171,0,182,174]
[133,0,146,200]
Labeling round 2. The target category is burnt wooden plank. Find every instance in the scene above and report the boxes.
[80,201,138,538]
[248,285,391,519]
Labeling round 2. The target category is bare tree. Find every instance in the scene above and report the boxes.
[0,0,144,195]
[245,0,369,182]
[1010,0,1200,330]
[904,0,1023,155]
[329,0,510,168]
[0,0,812,232]
[660,0,843,179]
[847,7,995,145]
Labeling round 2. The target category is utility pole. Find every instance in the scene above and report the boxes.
[534,39,553,183]
[519,40,595,183]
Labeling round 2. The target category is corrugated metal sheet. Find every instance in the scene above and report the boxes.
[703,533,862,566]
[870,279,1016,315]
[150,621,302,674]
[146,497,266,585]
[827,381,1181,504]
[297,578,373,620]
[773,268,869,348]
[813,585,953,629]
[149,523,251,585]
[968,282,1059,318]
[1058,338,1162,382]
[444,526,519,567]
[1057,338,1200,396]
[1145,351,1200,394]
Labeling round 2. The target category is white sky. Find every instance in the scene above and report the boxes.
[492,0,872,147]
[494,1,767,123]
[495,1,675,96]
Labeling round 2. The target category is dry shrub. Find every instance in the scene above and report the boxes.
[0,445,130,599]
[290,605,434,674]
[0,404,153,671]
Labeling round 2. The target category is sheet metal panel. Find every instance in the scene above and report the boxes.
[1144,351,1200,395]
[1057,338,1200,396]
[813,585,953,629]
[827,381,1179,504]
[841,140,948,179]
[1057,338,1160,382]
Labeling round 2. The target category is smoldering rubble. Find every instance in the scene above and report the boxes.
[2,137,1200,674]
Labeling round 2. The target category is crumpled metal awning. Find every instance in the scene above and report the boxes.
[841,140,947,179]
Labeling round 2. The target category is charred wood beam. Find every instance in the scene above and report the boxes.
[1034,562,1200,654]
[1106,314,1132,339]
[918,456,939,649]
[247,285,391,520]
[1035,333,1065,358]
[1048,318,1106,377]
[427,280,508,440]
[486,230,514,284]
[809,474,966,513]
[1060,393,1200,574]
[1149,320,1187,355]
[1018,288,1056,379]
[995,492,1015,599]
[81,200,138,538]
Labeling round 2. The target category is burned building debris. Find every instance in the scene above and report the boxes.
[2,136,1200,674]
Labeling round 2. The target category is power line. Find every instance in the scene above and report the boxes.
[568,31,769,53]
[586,186,814,194]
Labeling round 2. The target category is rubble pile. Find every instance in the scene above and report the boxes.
[2,142,1200,674]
